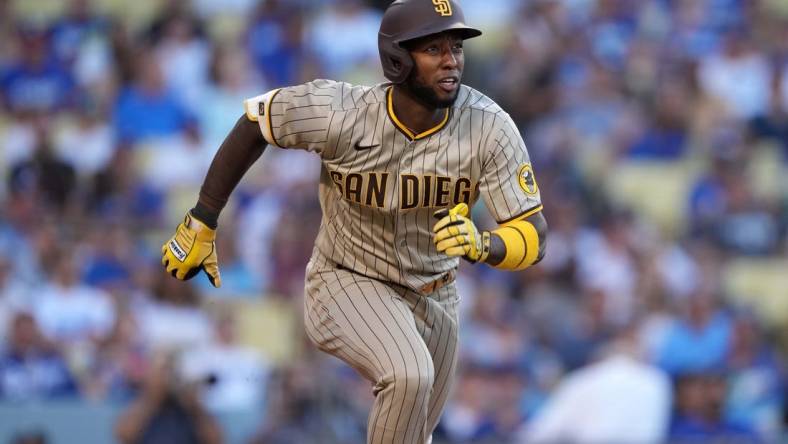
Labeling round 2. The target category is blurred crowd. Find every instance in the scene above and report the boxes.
[0,0,786,443]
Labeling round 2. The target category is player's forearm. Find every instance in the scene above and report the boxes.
[484,211,547,270]
[194,115,267,227]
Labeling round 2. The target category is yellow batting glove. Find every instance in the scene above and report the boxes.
[432,203,490,263]
[161,212,222,287]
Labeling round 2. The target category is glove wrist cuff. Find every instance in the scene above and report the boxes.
[190,203,219,229]
[185,212,217,239]
[478,231,491,263]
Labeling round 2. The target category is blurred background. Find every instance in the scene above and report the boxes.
[0,0,786,443]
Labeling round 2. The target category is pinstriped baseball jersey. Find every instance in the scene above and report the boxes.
[244,79,542,292]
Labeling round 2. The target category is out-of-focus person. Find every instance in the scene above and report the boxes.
[724,313,785,441]
[114,350,222,444]
[135,270,212,352]
[112,46,194,145]
[32,249,115,347]
[0,312,78,400]
[519,326,671,444]
[83,309,148,402]
[669,372,760,443]
[656,286,733,375]
[0,27,76,114]
[178,309,271,412]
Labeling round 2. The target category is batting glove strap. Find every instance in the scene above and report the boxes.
[161,212,222,287]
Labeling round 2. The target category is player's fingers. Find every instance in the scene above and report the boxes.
[432,214,454,232]
[436,235,469,252]
[433,208,450,220]
[203,264,221,288]
[433,214,462,233]
[183,267,201,280]
[449,203,469,218]
[447,223,463,237]
[444,245,468,257]
[434,228,457,244]
[447,218,472,237]
[434,222,467,242]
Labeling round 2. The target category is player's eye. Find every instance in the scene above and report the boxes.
[425,46,440,54]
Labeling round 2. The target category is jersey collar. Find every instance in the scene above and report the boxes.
[386,87,450,141]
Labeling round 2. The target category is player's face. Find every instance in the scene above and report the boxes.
[405,32,465,109]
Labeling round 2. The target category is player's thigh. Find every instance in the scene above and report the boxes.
[304,266,434,383]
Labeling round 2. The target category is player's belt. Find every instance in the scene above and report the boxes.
[418,269,456,296]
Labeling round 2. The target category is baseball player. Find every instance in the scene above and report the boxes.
[161,1,547,443]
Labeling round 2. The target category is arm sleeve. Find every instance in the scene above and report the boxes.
[479,113,542,223]
[243,79,337,155]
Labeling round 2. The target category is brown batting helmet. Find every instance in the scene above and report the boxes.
[378,0,482,83]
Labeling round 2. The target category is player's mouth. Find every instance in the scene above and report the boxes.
[437,76,459,93]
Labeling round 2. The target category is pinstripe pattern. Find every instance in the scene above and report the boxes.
[304,251,458,444]
[243,79,540,443]
[244,80,541,291]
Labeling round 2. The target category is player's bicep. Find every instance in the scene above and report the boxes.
[244,80,335,154]
[479,119,542,222]
[244,88,281,145]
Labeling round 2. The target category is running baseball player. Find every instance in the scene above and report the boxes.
[161,1,547,443]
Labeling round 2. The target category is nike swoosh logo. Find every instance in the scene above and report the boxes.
[354,142,379,151]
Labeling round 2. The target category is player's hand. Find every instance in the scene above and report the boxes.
[432,203,490,263]
[161,212,222,287]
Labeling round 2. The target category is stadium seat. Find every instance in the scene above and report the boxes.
[747,141,787,202]
[215,297,302,365]
[723,258,788,328]
[604,159,701,237]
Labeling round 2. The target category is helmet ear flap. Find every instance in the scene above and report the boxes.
[379,37,413,83]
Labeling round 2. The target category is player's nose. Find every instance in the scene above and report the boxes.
[440,50,459,69]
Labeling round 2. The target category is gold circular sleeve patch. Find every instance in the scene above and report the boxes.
[518,164,538,195]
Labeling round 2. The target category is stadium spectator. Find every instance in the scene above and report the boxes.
[0,255,33,344]
[246,0,311,86]
[656,287,733,375]
[178,309,270,411]
[8,122,77,213]
[136,271,212,352]
[0,28,77,113]
[199,45,263,157]
[0,312,78,400]
[724,312,785,441]
[33,249,115,346]
[669,372,760,442]
[112,47,194,145]
[520,327,671,444]
[697,27,772,123]
[82,309,147,401]
[308,0,382,80]
[114,350,222,444]
[153,12,211,110]
[52,98,115,178]
[49,0,109,67]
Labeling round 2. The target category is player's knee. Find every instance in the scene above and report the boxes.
[394,362,435,400]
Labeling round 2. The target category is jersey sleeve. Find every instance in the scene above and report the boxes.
[243,79,336,155]
[479,113,543,223]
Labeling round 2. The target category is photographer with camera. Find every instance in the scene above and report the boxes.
[114,350,222,444]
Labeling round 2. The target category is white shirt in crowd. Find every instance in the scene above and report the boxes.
[519,354,671,444]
